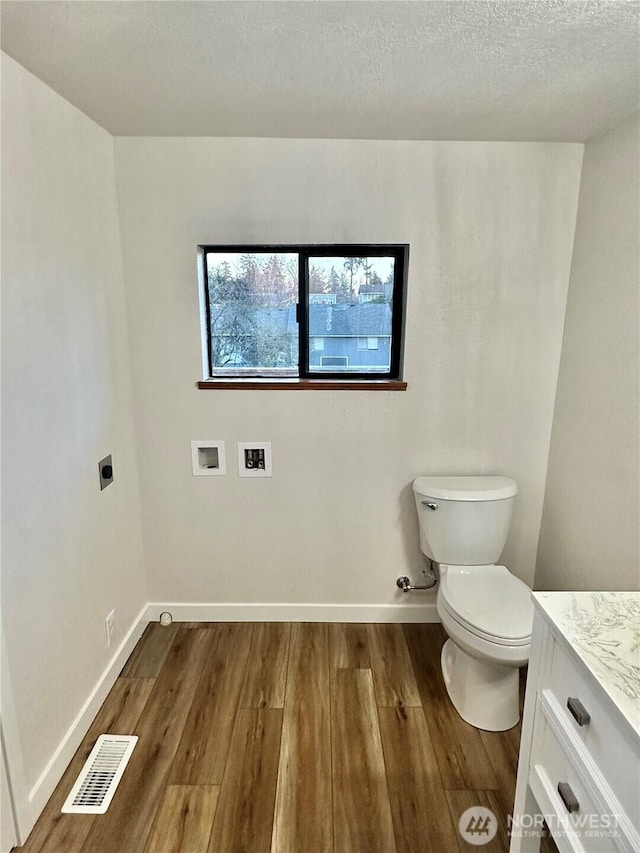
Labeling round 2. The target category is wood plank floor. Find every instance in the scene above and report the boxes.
[18,622,559,853]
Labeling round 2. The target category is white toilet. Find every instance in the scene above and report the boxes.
[412,475,534,732]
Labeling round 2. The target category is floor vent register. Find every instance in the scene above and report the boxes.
[61,735,138,814]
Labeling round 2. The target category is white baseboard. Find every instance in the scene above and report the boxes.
[25,603,149,830]
[146,600,440,624]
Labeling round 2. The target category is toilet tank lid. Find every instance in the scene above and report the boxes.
[412,476,518,501]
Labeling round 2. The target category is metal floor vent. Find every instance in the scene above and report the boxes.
[61,735,138,814]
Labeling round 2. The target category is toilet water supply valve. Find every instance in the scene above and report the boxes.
[396,561,438,593]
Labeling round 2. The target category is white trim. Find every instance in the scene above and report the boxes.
[1,737,19,852]
[1,620,33,843]
[145,600,439,624]
[26,604,148,827]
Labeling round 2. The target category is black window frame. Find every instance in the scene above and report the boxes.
[199,243,408,381]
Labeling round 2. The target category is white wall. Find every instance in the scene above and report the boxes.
[536,115,640,591]
[1,53,147,807]
[114,137,582,607]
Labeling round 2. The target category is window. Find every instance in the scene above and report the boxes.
[199,244,408,382]
[321,355,348,367]
[357,336,379,350]
[309,293,337,305]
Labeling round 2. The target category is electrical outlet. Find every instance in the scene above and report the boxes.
[105,609,116,648]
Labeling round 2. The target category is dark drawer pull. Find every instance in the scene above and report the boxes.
[567,697,590,726]
[558,782,580,814]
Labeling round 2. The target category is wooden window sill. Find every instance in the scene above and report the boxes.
[197,379,407,391]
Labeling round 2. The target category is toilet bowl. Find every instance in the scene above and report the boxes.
[437,564,532,730]
[412,476,534,731]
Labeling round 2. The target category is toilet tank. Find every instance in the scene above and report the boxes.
[412,476,517,565]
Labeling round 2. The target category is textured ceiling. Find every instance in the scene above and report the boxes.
[1,0,638,141]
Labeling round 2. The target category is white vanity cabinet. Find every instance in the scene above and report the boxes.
[510,592,640,853]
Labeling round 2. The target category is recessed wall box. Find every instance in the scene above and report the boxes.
[237,442,272,477]
[191,440,226,475]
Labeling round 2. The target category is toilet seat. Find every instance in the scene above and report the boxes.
[439,564,533,646]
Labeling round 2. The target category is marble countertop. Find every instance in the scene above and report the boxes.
[533,591,640,739]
